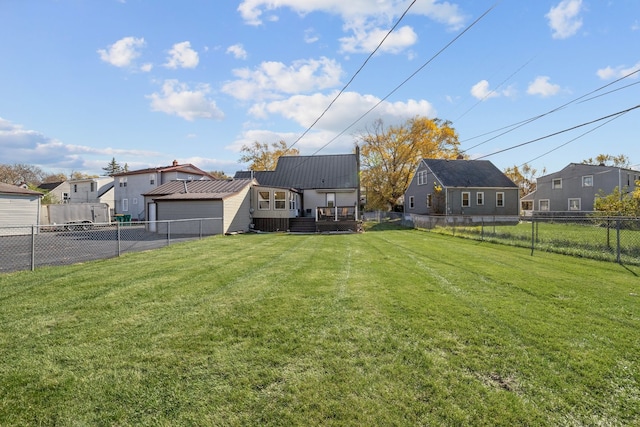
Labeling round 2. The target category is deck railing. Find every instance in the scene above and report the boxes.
[315,206,358,221]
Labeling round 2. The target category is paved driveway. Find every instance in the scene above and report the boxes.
[0,224,198,273]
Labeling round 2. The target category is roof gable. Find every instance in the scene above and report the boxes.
[0,182,43,196]
[235,154,358,190]
[421,159,517,188]
[113,163,212,178]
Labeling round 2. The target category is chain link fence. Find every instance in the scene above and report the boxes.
[0,218,222,273]
[402,213,640,265]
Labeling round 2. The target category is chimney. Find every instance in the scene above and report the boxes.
[172,159,178,166]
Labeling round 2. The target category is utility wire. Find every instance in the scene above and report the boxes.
[474,104,640,160]
[461,67,640,151]
[285,0,418,154]
[308,1,501,157]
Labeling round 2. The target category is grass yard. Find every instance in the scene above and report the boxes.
[1,224,639,425]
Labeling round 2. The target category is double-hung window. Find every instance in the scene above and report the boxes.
[258,191,270,210]
[461,192,470,207]
[476,192,484,206]
[274,191,286,210]
[496,192,505,207]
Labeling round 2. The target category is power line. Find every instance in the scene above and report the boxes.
[285,0,418,154]
[308,1,501,157]
[475,104,640,160]
[461,67,640,151]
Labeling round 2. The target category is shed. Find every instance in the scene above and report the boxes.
[0,183,43,235]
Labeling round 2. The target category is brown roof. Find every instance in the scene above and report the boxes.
[144,178,254,200]
[0,182,43,196]
[112,163,213,178]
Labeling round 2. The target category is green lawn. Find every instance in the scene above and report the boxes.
[1,226,639,426]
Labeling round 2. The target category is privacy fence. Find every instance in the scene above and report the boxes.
[401,213,640,266]
[0,218,222,273]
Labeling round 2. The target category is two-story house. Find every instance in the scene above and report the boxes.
[67,177,115,212]
[112,160,213,220]
[521,163,640,215]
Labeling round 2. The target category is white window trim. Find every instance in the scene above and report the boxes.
[496,192,505,207]
[122,198,129,212]
[417,170,427,186]
[568,198,581,211]
[258,191,270,210]
[409,196,414,209]
[552,178,562,189]
[539,199,550,211]
[476,192,484,206]
[461,191,470,207]
[582,175,593,187]
[274,191,286,210]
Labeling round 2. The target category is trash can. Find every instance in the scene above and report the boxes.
[123,214,131,223]
[114,214,124,224]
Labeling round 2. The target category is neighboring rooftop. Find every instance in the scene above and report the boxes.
[143,178,254,200]
[0,182,44,196]
[113,160,213,178]
[422,159,518,188]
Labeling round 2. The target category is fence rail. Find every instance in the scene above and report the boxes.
[401,213,640,265]
[0,218,222,273]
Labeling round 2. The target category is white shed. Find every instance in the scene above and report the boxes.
[0,183,43,236]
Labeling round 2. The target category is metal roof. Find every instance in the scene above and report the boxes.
[234,154,358,189]
[422,159,518,188]
[0,182,43,196]
[143,178,253,199]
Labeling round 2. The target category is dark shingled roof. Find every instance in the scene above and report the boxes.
[423,159,517,188]
[37,181,65,191]
[234,154,358,189]
[143,178,253,200]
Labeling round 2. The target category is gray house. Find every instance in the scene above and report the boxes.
[404,159,519,223]
[143,178,255,235]
[113,160,213,220]
[67,177,115,214]
[0,183,43,235]
[234,153,360,232]
[521,163,640,215]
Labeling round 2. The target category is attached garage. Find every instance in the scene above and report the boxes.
[0,183,43,236]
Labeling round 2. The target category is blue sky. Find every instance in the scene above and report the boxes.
[1,0,639,177]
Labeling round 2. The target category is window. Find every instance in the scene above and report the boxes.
[539,199,550,211]
[289,193,296,210]
[461,192,470,207]
[90,182,96,192]
[73,184,78,193]
[63,192,69,201]
[150,174,155,185]
[582,175,593,187]
[552,178,562,189]
[496,192,504,207]
[326,193,335,208]
[417,170,428,185]
[122,199,129,212]
[409,196,415,209]
[258,191,270,210]
[568,198,580,211]
[119,177,127,187]
[274,191,286,210]
[476,192,484,205]
[426,194,432,208]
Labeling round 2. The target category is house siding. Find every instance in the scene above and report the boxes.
[223,186,252,233]
[0,194,41,235]
[156,200,223,235]
[525,163,639,213]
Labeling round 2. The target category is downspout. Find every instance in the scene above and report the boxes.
[356,145,361,221]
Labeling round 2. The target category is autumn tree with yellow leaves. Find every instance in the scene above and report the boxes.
[239,140,299,171]
[357,117,461,210]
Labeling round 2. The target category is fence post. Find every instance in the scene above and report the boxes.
[199,219,203,239]
[616,218,621,263]
[117,221,121,257]
[167,221,171,245]
[31,225,36,271]
[530,218,535,256]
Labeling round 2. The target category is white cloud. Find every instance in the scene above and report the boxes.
[596,62,640,80]
[470,80,500,100]
[0,117,161,173]
[97,36,146,68]
[226,44,248,60]
[340,22,418,54]
[304,28,320,44]
[527,76,561,97]
[222,57,343,101]
[546,0,584,39]
[147,80,225,121]
[164,41,199,69]
[237,0,465,56]
[251,91,436,132]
